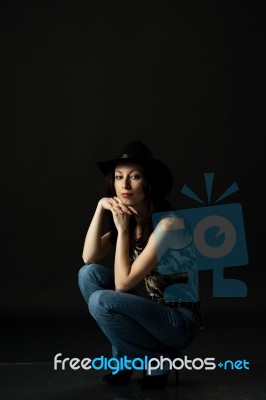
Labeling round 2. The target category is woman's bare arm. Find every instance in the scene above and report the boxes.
[82,199,113,264]
[114,216,185,292]
[82,196,138,264]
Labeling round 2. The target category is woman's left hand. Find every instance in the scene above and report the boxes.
[109,197,135,232]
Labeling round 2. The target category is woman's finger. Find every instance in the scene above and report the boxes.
[108,198,120,210]
[127,206,138,215]
[110,203,123,214]
[112,197,132,215]
[113,196,122,203]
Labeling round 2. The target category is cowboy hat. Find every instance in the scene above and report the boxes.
[96,140,173,196]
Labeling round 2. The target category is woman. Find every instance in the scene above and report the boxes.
[78,140,201,388]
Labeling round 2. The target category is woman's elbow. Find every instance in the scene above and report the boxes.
[82,254,94,264]
[115,283,128,292]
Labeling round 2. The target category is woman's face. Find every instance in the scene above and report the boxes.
[114,163,146,207]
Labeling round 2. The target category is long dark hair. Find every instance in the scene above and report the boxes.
[105,161,173,252]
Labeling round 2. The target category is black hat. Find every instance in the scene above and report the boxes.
[97,140,173,196]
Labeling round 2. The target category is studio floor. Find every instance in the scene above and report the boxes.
[1,315,265,400]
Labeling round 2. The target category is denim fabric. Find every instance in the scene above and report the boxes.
[78,263,200,374]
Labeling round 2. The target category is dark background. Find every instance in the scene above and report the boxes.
[1,0,265,365]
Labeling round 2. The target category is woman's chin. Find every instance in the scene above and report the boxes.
[118,195,146,209]
[120,197,134,205]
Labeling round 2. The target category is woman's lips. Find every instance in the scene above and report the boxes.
[121,193,133,197]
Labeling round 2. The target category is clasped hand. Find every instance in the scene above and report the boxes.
[99,197,138,231]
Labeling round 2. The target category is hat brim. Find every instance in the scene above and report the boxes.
[97,157,173,196]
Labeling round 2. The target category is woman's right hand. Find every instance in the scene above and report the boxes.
[98,197,137,216]
[98,197,114,212]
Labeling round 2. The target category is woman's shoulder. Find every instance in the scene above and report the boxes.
[156,214,185,231]
[152,213,191,249]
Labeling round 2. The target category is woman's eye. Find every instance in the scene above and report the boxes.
[115,176,123,180]
[130,174,141,180]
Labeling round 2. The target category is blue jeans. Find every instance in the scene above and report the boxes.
[78,263,200,373]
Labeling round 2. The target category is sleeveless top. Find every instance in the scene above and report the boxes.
[130,220,198,303]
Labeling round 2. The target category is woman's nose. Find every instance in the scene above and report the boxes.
[122,178,130,189]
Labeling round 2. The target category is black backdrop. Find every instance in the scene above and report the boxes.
[1,1,265,324]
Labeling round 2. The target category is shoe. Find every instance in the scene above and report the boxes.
[103,369,134,385]
[137,369,179,389]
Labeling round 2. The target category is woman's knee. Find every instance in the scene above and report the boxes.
[78,263,94,282]
[78,263,102,288]
[88,289,115,319]
[77,264,100,303]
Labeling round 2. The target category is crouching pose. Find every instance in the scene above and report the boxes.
[78,140,201,388]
